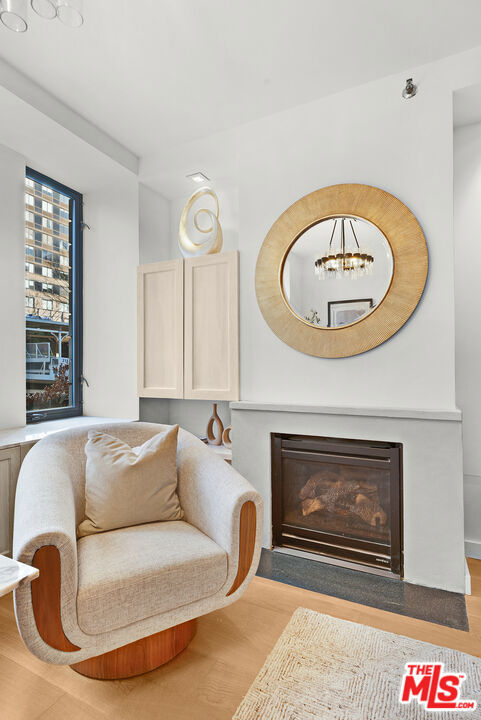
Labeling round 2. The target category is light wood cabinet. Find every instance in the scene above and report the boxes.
[0,446,21,556]
[137,251,239,401]
[184,251,239,400]
[137,260,184,398]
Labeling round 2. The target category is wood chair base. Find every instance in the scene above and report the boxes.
[70,619,197,680]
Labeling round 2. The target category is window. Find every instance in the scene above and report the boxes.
[25,168,83,422]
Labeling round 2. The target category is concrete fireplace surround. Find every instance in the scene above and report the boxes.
[230,402,465,594]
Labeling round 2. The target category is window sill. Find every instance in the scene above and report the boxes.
[0,416,137,450]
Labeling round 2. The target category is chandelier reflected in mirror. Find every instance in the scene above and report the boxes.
[314,217,374,279]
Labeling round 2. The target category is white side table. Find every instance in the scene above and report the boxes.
[0,555,38,597]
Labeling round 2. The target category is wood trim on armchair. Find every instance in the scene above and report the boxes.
[226,501,257,596]
[31,545,80,652]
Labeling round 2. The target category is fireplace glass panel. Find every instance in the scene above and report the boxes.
[281,457,391,545]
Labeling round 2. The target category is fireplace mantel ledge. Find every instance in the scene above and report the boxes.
[229,402,461,422]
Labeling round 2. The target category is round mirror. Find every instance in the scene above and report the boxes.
[281,216,394,328]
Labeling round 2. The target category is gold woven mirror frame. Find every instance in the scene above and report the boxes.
[255,184,428,358]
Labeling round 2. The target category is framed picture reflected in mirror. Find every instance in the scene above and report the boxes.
[328,298,374,328]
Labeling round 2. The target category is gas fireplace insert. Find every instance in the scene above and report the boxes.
[271,433,403,576]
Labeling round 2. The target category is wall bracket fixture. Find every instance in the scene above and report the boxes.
[402,78,417,100]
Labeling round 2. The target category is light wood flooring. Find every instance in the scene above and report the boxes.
[1,560,481,720]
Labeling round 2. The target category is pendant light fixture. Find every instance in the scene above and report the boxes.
[30,0,56,19]
[57,0,83,27]
[0,0,28,32]
[314,218,374,279]
[0,0,83,31]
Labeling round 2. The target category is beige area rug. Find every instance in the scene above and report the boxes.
[234,608,481,719]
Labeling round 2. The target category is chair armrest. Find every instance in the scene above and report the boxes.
[177,433,263,595]
[14,441,78,566]
[13,440,80,656]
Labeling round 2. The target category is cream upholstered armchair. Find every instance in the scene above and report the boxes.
[13,422,263,679]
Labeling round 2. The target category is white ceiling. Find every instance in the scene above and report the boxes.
[2,0,481,161]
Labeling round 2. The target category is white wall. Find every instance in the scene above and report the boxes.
[82,175,139,419]
[454,121,481,557]
[0,144,26,430]
[236,73,454,409]
[141,45,481,413]
[0,85,139,424]
[137,46,481,577]
[139,183,171,264]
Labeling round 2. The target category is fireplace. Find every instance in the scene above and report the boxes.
[271,433,403,576]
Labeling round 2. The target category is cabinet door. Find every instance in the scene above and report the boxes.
[137,260,184,398]
[184,251,239,401]
[0,447,21,556]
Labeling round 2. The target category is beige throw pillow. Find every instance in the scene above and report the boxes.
[77,425,183,538]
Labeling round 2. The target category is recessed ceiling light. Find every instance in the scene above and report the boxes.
[187,172,210,183]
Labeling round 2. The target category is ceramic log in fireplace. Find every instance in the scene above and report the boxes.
[271,433,403,576]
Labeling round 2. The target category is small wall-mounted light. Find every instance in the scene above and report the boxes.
[186,172,210,183]
[402,78,417,100]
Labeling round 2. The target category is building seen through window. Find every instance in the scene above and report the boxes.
[25,171,82,419]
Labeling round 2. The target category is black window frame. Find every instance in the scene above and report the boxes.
[26,167,83,423]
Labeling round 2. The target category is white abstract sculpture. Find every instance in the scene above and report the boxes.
[178,187,223,257]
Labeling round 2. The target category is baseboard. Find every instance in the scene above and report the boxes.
[465,539,481,560]
[465,559,472,596]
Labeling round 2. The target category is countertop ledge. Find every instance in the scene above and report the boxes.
[0,416,137,450]
[229,402,462,422]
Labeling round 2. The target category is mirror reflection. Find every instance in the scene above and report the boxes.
[282,216,393,328]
